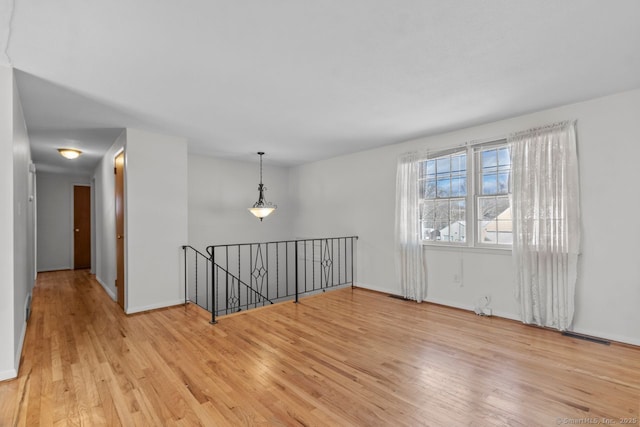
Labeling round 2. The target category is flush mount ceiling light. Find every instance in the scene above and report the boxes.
[248,152,277,221]
[57,148,82,159]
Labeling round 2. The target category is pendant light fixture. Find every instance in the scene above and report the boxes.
[248,152,277,221]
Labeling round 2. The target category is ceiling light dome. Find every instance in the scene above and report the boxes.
[58,148,82,159]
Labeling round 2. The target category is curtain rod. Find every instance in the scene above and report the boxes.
[405,134,507,159]
[403,119,576,159]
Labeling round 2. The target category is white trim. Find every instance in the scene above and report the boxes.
[424,296,473,312]
[354,282,401,296]
[14,313,26,370]
[422,244,510,256]
[3,306,29,381]
[96,275,116,301]
[489,309,521,322]
[126,299,185,314]
[37,266,72,272]
[344,284,639,346]
[0,368,17,382]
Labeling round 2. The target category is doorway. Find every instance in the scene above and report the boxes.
[115,152,125,309]
[73,185,91,269]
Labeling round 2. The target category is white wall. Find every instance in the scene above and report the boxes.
[291,88,640,346]
[36,172,91,271]
[12,70,34,374]
[0,65,16,380]
[0,66,35,381]
[187,154,294,251]
[125,129,188,313]
[93,130,125,300]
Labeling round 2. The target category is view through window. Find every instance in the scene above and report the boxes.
[418,141,512,247]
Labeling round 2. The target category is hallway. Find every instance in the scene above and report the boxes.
[1,270,638,426]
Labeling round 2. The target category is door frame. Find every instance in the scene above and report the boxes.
[115,149,126,310]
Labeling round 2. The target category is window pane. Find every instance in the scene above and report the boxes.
[496,220,513,244]
[420,160,436,179]
[450,199,465,222]
[451,154,466,173]
[482,173,497,195]
[477,196,511,245]
[496,196,510,216]
[426,160,436,176]
[482,149,497,168]
[478,220,496,243]
[420,200,435,221]
[498,147,510,166]
[424,179,436,198]
[442,220,465,242]
[423,220,443,241]
[436,179,450,197]
[479,197,497,220]
[436,157,450,173]
[434,200,449,222]
[422,221,437,240]
[497,172,510,194]
[450,177,467,197]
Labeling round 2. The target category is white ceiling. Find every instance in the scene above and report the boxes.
[3,0,640,173]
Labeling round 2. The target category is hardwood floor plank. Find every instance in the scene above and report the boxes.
[1,270,638,426]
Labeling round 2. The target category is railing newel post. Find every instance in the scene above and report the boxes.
[182,246,187,306]
[195,250,199,306]
[294,241,299,303]
[208,246,217,324]
[351,237,356,288]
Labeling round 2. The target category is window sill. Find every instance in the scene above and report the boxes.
[421,242,512,255]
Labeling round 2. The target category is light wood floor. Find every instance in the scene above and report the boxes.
[1,271,638,426]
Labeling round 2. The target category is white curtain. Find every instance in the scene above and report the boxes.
[395,152,427,302]
[509,121,580,331]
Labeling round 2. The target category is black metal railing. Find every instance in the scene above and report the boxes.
[183,236,358,324]
[182,245,211,311]
[211,262,274,319]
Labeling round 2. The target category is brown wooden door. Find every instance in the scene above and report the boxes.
[115,152,125,309]
[73,185,91,269]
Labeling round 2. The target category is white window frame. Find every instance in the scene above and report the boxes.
[419,139,512,249]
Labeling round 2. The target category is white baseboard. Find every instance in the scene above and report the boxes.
[354,282,401,295]
[423,296,521,322]
[355,283,638,347]
[14,316,27,373]
[1,316,28,382]
[0,368,18,382]
[37,266,72,272]
[356,282,521,321]
[490,309,520,322]
[126,299,185,314]
[96,276,116,301]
